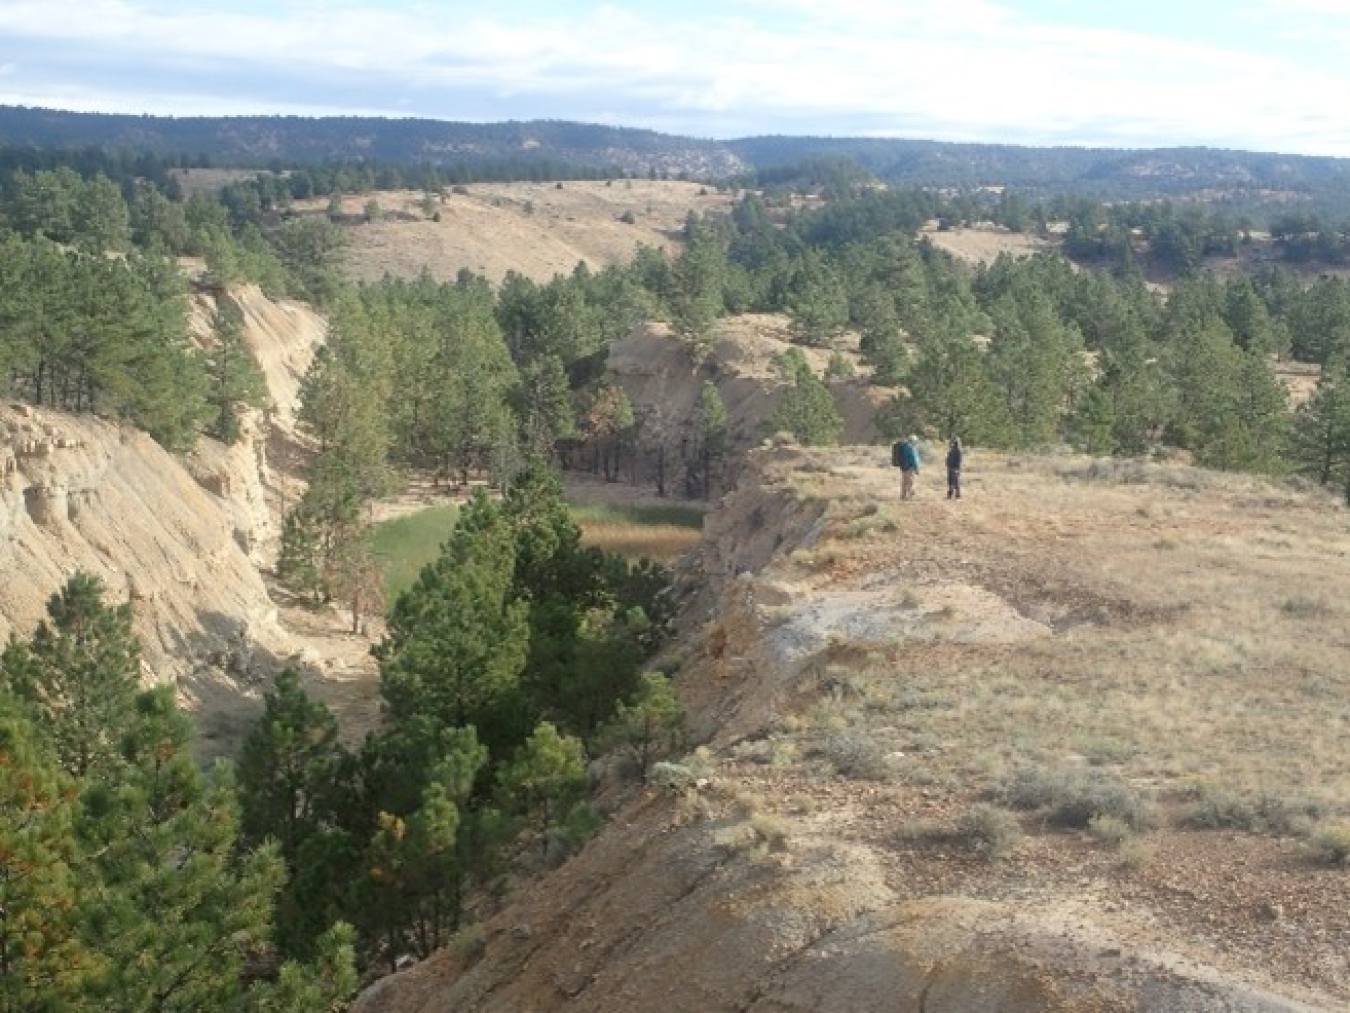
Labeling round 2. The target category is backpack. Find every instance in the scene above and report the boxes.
[891,441,905,467]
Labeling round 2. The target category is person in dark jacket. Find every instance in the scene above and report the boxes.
[945,437,963,499]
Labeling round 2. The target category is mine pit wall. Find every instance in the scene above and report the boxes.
[0,404,289,756]
[353,446,1328,1013]
[669,446,832,744]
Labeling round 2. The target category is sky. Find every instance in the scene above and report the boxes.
[3,0,1350,156]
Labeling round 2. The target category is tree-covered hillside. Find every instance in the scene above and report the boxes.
[0,107,746,179]
[11,105,1350,217]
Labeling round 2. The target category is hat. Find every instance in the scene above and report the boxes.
[909,434,919,442]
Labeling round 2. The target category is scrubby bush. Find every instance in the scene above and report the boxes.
[955,803,1023,860]
[818,730,891,780]
[999,766,1156,832]
[1187,786,1324,837]
[1306,822,1350,866]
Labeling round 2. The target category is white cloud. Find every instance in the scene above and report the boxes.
[1,0,1349,154]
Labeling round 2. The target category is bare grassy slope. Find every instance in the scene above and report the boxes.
[335,180,735,285]
[356,447,1350,1012]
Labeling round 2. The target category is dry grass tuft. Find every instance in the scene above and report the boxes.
[577,518,701,562]
[955,803,1024,860]
[1307,822,1350,866]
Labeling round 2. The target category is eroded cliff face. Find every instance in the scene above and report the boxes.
[606,317,888,468]
[0,404,289,751]
[0,283,328,755]
[352,448,1339,1013]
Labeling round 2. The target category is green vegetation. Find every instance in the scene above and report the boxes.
[11,128,1350,1001]
[374,501,700,600]
[255,468,677,971]
[371,505,462,599]
[768,348,844,446]
[0,574,357,1011]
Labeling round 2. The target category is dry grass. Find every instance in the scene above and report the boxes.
[571,502,703,563]
[576,518,702,563]
[321,180,736,286]
[749,447,1350,819]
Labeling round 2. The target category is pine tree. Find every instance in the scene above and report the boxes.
[376,492,530,736]
[984,289,1088,446]
[1291,357,1350,499]
[768,349,844,446]
[496,722,589,861]
[246,922,357,1013]
[669,217,728,356]
[597,672,684,781]
[237,669,342,861]
[515,354,577,462]
[786,250,850,347]
[203,299,267,444]
[324,521,386,634]
[360,730,487,964]
[1,573,140,780]
[77,689,286,1013]
[689,381,729,499]
[898,325,1008,445]
[276,504,327,602]
[0,695,92,1012]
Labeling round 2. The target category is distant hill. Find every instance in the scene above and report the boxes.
[6,105,1350,211]
[729,134,1350,191]
[0,106,747,179]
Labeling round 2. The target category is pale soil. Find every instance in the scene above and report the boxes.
[608,316,888,462]
[327,180,736,285]
[1276,360,1321,405]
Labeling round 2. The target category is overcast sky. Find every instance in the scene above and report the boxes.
[2,0,1349,156]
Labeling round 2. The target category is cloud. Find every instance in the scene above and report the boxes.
[1,0,1349,155]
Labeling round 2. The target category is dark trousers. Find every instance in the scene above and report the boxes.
[947,467,961,499]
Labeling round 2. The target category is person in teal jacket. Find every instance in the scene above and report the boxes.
[895,434,920,499]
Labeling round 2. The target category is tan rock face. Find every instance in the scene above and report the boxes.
[0,404,291,754]
[0,285,328,758]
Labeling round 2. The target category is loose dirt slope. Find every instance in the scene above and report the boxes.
[356,447,1350,1012]
[0,403,289,753]
[0,283,370,757]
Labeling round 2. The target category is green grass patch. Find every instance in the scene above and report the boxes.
[371,504,460,601]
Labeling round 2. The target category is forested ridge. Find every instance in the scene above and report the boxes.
[11,105,1350,214]
[4,143,1350,1007]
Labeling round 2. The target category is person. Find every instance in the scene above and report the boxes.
[893,434,920,499]
[946,437,963,499]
